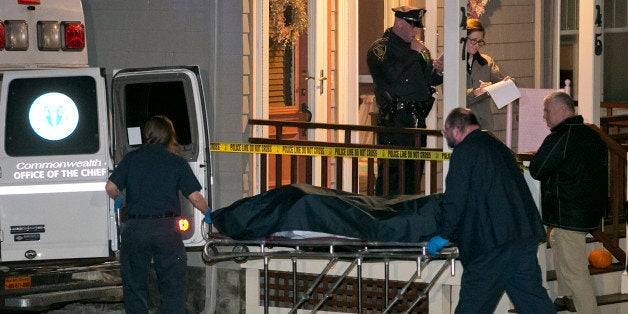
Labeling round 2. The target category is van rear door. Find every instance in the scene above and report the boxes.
[0,68,111,262]
[110,66,211,247]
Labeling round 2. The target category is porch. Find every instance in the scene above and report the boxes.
[234,113,628,312]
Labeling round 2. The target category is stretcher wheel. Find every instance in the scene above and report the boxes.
[232,245,249,263]
[202,244,219,263]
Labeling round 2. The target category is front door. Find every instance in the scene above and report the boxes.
[266,0,333,188]
[268,9,309,187]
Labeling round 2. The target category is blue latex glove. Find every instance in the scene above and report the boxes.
[204,209,212,224]
[114,197,123,213]
[427,236,448,256]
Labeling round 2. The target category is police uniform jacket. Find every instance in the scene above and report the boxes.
[529,115,608,231]
[108,144,202,217]
[367,28,443,109]
[438,129,546,263]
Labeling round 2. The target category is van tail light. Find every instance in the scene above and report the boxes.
[18,0,41,4]
[37,21,61,51]
[4,20,28,51]
[178,218,190,232]
[0,21,5,50]
[61,21,85,50]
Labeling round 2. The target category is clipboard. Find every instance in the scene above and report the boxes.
[483,79,520,109]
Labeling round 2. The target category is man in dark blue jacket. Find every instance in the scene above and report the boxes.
[427,108,554,313]
[529,92,607,313]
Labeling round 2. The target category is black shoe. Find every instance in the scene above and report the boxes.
[553,296,576,312]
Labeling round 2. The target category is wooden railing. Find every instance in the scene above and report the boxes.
[248,119,442,196]
[589,124,626,264]
[248,118,627,264]
[597,101,628,264]
[600,101,628,147]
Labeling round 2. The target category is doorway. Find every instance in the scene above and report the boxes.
[253,0,359,191]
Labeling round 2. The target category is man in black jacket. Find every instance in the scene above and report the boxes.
[367,6,443,195]
[529,92,607,313]
[427,108,554,313]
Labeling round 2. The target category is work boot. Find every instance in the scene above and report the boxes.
[553,296,576,312]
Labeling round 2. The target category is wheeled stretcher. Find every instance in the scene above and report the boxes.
[202,233,458,313]
[204,184,459,313]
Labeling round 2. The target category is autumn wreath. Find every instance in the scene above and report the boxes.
[270,0,308,48]
[467,0,489,18]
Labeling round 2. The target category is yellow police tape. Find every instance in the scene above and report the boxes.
[210,142,451,161]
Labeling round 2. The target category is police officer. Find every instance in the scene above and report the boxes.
[367,6,443,195]
[105,115,210,314]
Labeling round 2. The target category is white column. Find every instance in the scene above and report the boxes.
[424,1,439,194]
[428,2,467,313]
[577,0,603,125]
[337,0,359,192]
[307,0,329,186]
[252,0,269,196]
[534,0,543,88]
[441,0,467,180]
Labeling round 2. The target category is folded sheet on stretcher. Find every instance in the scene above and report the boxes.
[210,184,442,243]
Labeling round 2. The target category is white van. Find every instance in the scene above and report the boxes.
[0,67,211,261]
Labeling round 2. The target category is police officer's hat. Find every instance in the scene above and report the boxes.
[393,6,426,28]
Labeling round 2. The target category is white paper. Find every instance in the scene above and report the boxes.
[517,88,560,153]
[128,127,142,145]
[483,79,520,109]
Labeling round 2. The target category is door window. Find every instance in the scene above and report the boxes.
[123,81,193,147]
[113,73,199,163]
[5,76,99,156]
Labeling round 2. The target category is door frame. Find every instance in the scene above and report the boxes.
[252,0,359,191]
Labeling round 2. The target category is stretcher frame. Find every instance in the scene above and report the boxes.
[202,233,459,314]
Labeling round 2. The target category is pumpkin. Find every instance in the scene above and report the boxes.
[588,249,612,268]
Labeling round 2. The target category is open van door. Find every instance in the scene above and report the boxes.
[110,66,211,247]
[0,68,111,262]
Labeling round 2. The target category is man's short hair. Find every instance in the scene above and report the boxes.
[445,108,480,132]
[544,91,575,113]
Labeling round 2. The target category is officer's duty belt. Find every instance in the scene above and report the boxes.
[388,101,427,114]
[395,101,420,111]
[127,212,179,219]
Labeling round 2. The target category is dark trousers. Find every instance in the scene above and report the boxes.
[376,110,425,195]
[120,218,187,314]
[455,242,555,314]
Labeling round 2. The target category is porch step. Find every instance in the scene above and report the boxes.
[546,263,625,282]
[508,263,627,312]
[510,293,628,313]
[596,292,628,306]
[540,232,628,312]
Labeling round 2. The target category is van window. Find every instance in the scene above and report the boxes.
[5,76,99,156]
[123,81,193,147]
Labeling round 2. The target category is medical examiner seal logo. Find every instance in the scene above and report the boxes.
[28,92,79,141]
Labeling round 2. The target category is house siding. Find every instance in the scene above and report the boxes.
[83,0,247,209]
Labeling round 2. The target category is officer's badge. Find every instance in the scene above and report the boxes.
[373,43,386,62]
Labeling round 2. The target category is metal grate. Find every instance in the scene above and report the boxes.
[259,270,428,313]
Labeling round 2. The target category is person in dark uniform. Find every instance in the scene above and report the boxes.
[105,115,210,314]
[367,6,443,195]
[427,108,555,313]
